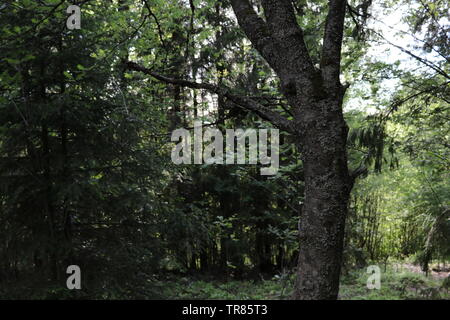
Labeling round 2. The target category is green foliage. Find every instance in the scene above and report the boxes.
[0,0,448,300]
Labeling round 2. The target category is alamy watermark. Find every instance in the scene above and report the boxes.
[367,265,381,290]
[171,121,279,176]
[66,265,81,290]
[66,5,81,30]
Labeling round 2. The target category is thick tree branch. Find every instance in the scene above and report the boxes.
[228,0,271,51]
[126,61,295,133]
[230,0,315,96]
[228,0,280,73]
[260,0,315,74]
[321,0,347,91]
[224,94,295,133]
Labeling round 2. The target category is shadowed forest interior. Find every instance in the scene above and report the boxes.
[0,0,449,300]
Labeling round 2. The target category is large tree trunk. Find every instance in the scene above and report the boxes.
[229,0,350,299]
[293,99,351,299]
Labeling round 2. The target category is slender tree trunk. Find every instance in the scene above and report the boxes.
[421,207,450,275]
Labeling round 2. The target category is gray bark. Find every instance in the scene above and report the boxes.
[230,0,351,300]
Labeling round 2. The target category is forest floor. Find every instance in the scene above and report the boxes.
[157,262,450,300]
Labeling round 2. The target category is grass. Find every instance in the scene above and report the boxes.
[339,265,447,300]
[2,263,448,299]
[158,264,450,300]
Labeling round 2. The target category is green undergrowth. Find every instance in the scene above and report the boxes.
[159,264,450,300]
[2,264,448,300]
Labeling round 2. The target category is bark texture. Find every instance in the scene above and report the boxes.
[230,0,351,300]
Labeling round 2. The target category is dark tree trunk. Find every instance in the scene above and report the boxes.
[227,0,352,300]
[293,99,351,299]
[228,0,352,299]
[200,249,209,272]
